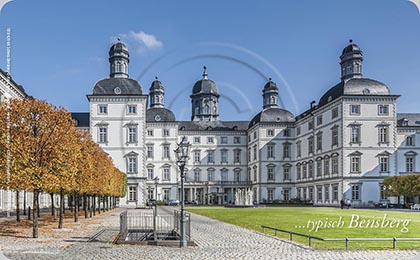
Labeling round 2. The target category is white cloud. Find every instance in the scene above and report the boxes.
[128,31,163,49]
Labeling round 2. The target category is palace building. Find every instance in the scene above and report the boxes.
[65,40,419,208]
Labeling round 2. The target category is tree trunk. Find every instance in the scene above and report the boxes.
[23,191,27,215]
[93,195,96,216]
[102,196,105,212]
[58,189,64,229]
[74,192,79,223]
[88,195,92,218]
[16,191,20,222]
[33,190,39,238]
[36,192,40,218]
[50,192,56,220]
[84,194,88,219]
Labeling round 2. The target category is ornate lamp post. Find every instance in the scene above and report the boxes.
[153,176,159,241]
[174,136,190,247]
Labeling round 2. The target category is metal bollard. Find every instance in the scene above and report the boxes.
[290,232,293,241]
[393,237,397,249]
[345,238,349,251]
[309,236,312,247]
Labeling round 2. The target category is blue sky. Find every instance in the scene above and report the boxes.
[0,0,419,121]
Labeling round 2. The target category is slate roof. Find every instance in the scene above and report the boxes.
[146,107,176,122]
[318,78,391,107]
[91,78,142,95]
[178,121,248,131]
[249,107,295,128]
[192,79,219,96]
[71,112,90,127]
[397,113,420,127]
[341,43,361,56]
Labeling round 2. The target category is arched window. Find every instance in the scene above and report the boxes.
[204,104,210,114]
[116,62,122,72]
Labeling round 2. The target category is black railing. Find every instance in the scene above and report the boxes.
[261,225,420,250]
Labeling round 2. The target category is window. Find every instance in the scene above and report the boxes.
[332,185,338,201]
[267,166,275,181]
[380,184,387,200]
[324,185,330,202]
[207,137,214,144]
[308,162,314,178]
[147,168,154,179]
[406,156,415,172]
[147,145,154,159]
[316,132,322,151]
[332,127,339,146]
[267,129,274,137]
[297,141,301,157]
[316,160,322,177]
[332,156,338,174]
[267,144,275,159]
[351,185,360,200]
[407,136,415,146]
[297,165,301,180]
[267,188,274,201]
[308,121,314,130]
[235,171,241,182]
[253,145,257,161]
[283,189,290,201]
[317,186,322,202]
[283,144,291,159]
[221,170,228,182]
[163,189,170,201]
[98,105,108,114]
[379,127,388,143]
[147,188,154,200]
[163,129,170,137]
[332,107,339,119]
[234,149,241,163]
[194,170,200,182]
[247,168,251,181]
[128,126,137,143]
[207,170,214,181]
[207,150,214,163]
[163,145,170,159]
[302,164,307,179]
[297,127,301,136]
[194,150,201,163]
[351,126,361,143]
[350,104,360,115]
[254,131,257,139]
[221,150,228,163]
[379,156,389,172]
[253,167,258,182]
[283,166,290,181]
[378,105,389,116]
[147,130,154,136]
[284,128,291,137]
[248,148,251,162]
[324,158,330,175]
[128,157,137,173]
[309,187,314,201]
[163,168,170,181]
[303,188,307,200]
[221,137,228,144]
[127,105,137,114]
[350,156,361,173]
[99,127,108,143]
[194,137,201,143]
[317,115,323,126]
[128,186,137,201]
[308,136,314,154]
[233,137,240,144]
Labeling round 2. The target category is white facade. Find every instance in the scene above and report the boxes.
[69,40,420,208]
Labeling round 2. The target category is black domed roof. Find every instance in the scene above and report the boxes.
[319,78,390,107]
[341,42,361,56]
[109,42,129,55]
[150,78,164,91]
[92,78,142,95]
[192,79,219,95]
[264,79,278,90]
[146,107,176,122]
[249,107,295,128]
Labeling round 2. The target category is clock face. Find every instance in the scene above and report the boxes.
[114,87,122,95]
[363,88,370,95]
[154,115,161,121]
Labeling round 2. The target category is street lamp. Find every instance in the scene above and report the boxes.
[174,136,191,247]
[153,176,159,241]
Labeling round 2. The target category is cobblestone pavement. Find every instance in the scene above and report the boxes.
[3,207,419,260]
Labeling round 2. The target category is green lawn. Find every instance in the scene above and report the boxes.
[186,206,420,250]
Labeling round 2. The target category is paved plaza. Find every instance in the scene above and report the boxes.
[0,207,418,260]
